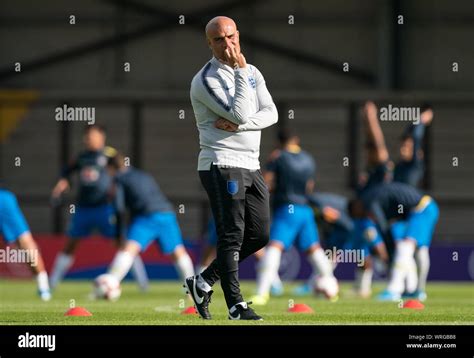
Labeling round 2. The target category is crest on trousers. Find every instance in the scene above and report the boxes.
[227,180,239,195]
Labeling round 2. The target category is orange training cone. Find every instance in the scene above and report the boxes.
[403,300,425,310]
[64,307,93,316]
[288,303,314,313]
[182,306,198,315]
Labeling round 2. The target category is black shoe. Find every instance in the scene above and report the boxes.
[184,276,213,320]
[228,302,263,321]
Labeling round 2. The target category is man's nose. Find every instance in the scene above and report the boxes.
[224,37,233,47]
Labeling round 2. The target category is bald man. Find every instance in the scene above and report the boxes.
[186,16,278,320]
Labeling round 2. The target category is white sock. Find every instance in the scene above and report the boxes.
[109,251,134,282]
[256,246,281,296]
[256,258,283,289]
[354,268,373,295]
[174,253,194,281]
[387,241,416,294]
[196,265,207,274]
[416,247,430,292]
[308,248,334,278]
[36,271,50,292]
[272,271,283,289]
[131,255,149,291]
[49,253,73,289]
[197,275,212,292]
[405,259,418,293]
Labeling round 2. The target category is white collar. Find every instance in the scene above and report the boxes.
[210,57,234,71]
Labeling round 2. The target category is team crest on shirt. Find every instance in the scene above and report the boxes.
[364,227,377,242]
[248,76,256,89]
[227,180,239,195]
[80,167,100,183]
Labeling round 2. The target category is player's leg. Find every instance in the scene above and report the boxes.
[377,221,410,300]
[99,203,150,291]
[254,247,284,296]
[16,232,52,301]
[353,254,373,298]
[1,190,51,300]
[130,255,149,292]
[170,245,194,280]
[252,242,284,305]
[381,236,417,301]
[108,213,159,282]
[408,199,438,301]
[349,223,376,298]
[156,212,194,280]
[108,240,141,282]
[192,167,266,320]
[227,169,269,319]
[49,238,79,289]
[49,205,94,289]
[388,199,438,300]
[300,206,336,281]
[197,245,216,274]
[195,167,247,309]
[252,203,300,304]
[238,170,270,260]
[415,246,429,301]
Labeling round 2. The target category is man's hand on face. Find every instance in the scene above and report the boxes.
[215,118,239,132]
[224,45,246,69]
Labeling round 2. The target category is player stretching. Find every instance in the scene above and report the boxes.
[251,129,337,305]
[394,104,433,187]
[362,101,434,189]
[49,125,148,290]
[104,154,194,288]
[292,192,388,298]
[0,188,51,300]
[187,16,278,320]
[349,182,439,301]
[358,101,393,193]
[363,101,434,299]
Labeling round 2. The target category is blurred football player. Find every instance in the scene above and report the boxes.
[49,125,148,290]
[363,102,435,300]
[349,182,439,301]
[293,192,388,298]
[0,187,51,300]
[105,154,194,286]
[394,104,434,187]
[357,101,393,193]
[251,129,336,305]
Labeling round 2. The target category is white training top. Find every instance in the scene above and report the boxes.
[190,57,278,171]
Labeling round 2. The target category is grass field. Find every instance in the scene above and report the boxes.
[1,280,473,325]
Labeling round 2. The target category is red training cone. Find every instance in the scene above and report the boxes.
[288,303,314,313]
[64,307,93,316]
[182,306,198,315]
[403,300,425,310]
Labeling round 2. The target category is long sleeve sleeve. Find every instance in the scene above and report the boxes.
[60,158,79,179]
[192,66,253,125]
[411,123,426,161]
[369,201,389,235]
[402,123,426,162]
[237,69,278,132]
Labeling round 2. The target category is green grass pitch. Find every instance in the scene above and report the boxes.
[1,280,472,325]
